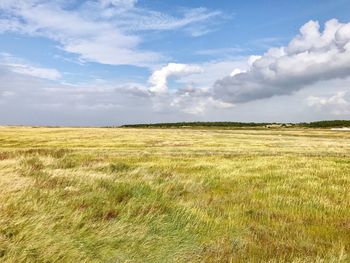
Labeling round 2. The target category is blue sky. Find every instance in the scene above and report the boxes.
[0,0,350,125]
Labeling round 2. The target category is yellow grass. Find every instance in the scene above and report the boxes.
[0,127,349,262]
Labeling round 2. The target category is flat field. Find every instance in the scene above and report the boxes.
[0,127,349,262]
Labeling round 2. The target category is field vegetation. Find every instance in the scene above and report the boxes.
[0,127,349,262]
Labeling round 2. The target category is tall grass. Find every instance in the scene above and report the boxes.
[0,127,349,262]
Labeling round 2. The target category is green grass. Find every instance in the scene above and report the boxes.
[0,127,349,262]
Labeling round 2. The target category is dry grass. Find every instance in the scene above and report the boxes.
[0,127,349,262]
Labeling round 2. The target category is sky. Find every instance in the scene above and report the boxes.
[0,0,350,126]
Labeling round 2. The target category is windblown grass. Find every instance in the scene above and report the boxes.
[0,127,349,262]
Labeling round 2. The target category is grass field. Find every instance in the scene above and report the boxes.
[0,127,349,262]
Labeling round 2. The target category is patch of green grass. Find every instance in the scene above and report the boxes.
[105,162,133,173]
[54,155,79,169]
[18,148,71,158]
[18,156,45,177]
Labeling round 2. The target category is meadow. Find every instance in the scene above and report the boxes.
[0,127,349,262]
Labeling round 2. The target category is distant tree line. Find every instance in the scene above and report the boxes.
[121,122,272,128]
[301,120,350,128]
[115,120,350,129]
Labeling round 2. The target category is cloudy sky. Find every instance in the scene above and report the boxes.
[1,0,350,126]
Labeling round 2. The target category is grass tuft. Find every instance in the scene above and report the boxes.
[19,156,45,177]
[54,155,79,169]
[105,162,133,173]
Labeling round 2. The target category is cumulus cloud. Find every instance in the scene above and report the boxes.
[213,19,350,103]
[150,86,233,115]
[178,59,248,88]
[147,62,236,114]
[170,87,234,115]
[149,63,202,93]
[307,91,350,115]
[230,68,246,77]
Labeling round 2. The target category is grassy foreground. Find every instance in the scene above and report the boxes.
[0,127,349,262]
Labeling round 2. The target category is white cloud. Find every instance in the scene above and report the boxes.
[307,91,350,115]
[148,59,246,114]
[230,68,246,77]
[150,86,234,115]
[3,8,350,123]
[213,19,350,103]
[0,61,347,125]
[147,62,237,114]
[0,0,158,66]
[6,64,61,80]
[0,67,157,125]
[247,55,262,66]
[99,0,137,9]
[179,59,248,87]
[103,6,223,35]
[0,53,61,80]
[0,1,223,66]
[171,93,234,115]
[149,63,202,93]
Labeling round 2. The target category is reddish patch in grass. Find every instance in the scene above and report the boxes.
[104,210,119,220]
[76,204,89,211]
[0,152,10,160]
